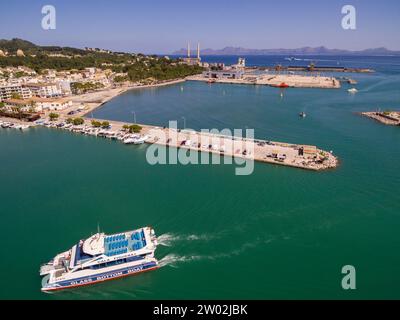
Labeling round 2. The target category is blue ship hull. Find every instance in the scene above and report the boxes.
[42,261,158,291]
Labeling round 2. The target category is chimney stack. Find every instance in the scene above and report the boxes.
[197,43,200,59]
[187,42,191,58]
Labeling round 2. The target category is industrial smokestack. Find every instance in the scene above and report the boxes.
[197,43,200,59]
[187,42,190,58]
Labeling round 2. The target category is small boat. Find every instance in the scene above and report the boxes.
[133,135,149,145]
[123,135,148,145]
[123,137,137,144]
[271,82,289,88]
[40,227,158,292]
[299,112,306,118]
[348,88,358,94]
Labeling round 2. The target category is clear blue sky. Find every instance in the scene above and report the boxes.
[1,0,399,53]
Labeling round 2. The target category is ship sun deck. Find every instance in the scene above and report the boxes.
[67,227,154,269]
[104,229,148,256]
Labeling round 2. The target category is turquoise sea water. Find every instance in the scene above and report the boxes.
[0,56,399,299]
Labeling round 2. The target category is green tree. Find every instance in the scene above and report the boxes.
[114,75,129,83]
[72,117,84,125]
[101,121,110,128]
[91,120,101,127]
[49,113,59,121]
[128,124,142,133]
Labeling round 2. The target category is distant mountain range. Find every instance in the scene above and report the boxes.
[172,46,400,56]
[2,39,399,57]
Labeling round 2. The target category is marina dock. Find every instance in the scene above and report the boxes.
[1,115,338,171]
[187,73,341,89]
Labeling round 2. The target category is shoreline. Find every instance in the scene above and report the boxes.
[62,78,187,118]
[360,111,400,126]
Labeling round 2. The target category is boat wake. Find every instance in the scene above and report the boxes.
[157,233,216,247]
[158,254,204,268]
[158,238,273,268]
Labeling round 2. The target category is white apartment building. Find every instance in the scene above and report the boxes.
[23,83,62,98]
[0,84,32,101]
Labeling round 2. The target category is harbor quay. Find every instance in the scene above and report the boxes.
[1,114,339,172]
[141,124,338,171]
[186,73,341,89]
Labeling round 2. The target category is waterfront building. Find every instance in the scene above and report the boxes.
[232,57,245,69]
[4,97,72,112]
[202,57,246,80]
[202,69,244,80]
[0,84,32,101]
[23,83,62,98]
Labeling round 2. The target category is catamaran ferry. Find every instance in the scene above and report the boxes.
[40,227,158,292]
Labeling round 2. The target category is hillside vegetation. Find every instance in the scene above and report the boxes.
[0,38,203,81]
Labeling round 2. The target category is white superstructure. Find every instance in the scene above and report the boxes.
[40,227,158,291]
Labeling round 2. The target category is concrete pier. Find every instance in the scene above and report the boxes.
[361,111,400,126]
[187,73,341,89]
[64,113,340,171]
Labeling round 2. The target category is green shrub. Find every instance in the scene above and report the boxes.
[128,124,142,133]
